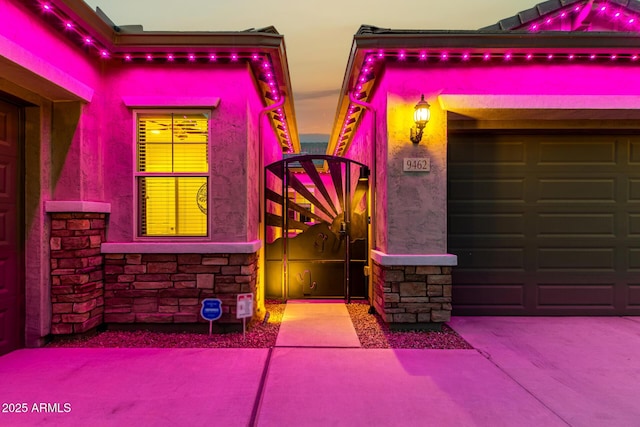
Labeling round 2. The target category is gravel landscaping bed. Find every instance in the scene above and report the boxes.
[48,301,286,349]
[48,300,472,350]
[346,301,473,349]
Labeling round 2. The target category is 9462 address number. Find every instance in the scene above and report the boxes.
[403,158,430,172]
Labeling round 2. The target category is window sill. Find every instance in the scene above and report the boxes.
[101,240,261,254]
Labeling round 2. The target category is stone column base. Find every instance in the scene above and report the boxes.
[371,260,453,330]
[49,213,106,335]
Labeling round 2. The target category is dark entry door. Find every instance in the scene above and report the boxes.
[264,155,369,301]
[0,99,23,355]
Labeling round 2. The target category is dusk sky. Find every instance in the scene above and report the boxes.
[83,0,538,136]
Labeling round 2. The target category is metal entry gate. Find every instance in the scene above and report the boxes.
[264,155,369,301]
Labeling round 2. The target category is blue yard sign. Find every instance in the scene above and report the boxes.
[201,298,223,322]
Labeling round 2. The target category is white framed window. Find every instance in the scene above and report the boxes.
[135,110,210,237]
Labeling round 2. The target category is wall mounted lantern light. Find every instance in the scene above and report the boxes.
[410,94,430,144]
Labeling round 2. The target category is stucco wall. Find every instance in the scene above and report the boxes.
[343,81,388,254]
[385,91,448,254]
[363,60,640,256]
[102,64,255,242]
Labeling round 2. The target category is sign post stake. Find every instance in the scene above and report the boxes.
[200,298,223,336]
[236,293,254,341]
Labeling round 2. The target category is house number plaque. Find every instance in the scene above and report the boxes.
[403,158,430,172]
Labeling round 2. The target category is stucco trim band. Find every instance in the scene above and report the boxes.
[101,240,262,254]
[371,250,457,266]
[0,34,94,102]
[439,94,640,111]
[45,201,111,213]
[122,96,221,109]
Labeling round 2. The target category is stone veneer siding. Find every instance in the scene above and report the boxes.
[372,261,452,326]
[103,253,258,325]
[50,213,107,334]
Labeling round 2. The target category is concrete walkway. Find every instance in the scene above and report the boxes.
[275,300,360,348]
[1,309,639,426]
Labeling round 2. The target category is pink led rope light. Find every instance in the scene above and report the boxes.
[528,0,640,32]
[41,1,108,55]
[334,27,640,156]
[38,1,293,153]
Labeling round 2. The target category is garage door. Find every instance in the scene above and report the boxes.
[0,99,22,355]
[448,131,640,315]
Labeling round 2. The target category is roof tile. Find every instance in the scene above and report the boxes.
[537,0,563,15]
[518,7,542,24]
[497,16,523,30]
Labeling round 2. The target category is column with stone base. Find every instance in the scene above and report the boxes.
[371,250,456,330]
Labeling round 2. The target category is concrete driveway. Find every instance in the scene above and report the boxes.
[449,316,640,427]
[0,316,638,426]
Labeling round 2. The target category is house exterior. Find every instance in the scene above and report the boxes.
[329,0,640,321]
[0,0,298,355]
[3,0,640,356]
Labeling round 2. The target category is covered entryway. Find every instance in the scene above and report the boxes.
[0,98,23,355]
[264,155,369,301]
[449,130,640,315]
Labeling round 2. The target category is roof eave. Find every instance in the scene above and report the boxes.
[329,29,640,155]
